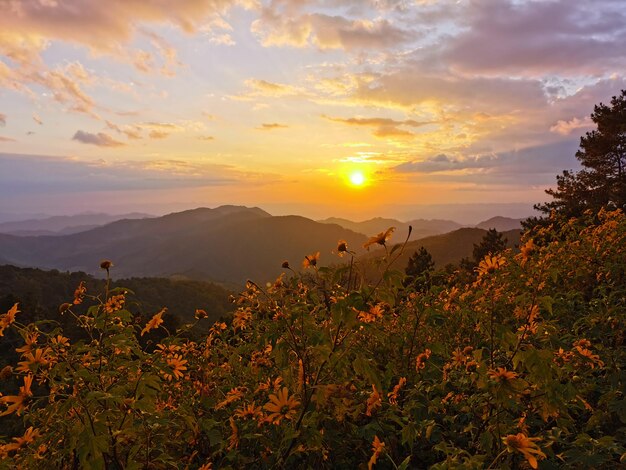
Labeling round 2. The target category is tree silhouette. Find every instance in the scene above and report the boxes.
[460,229,508,272]
[529,90,626,225]
[404,246,435,290]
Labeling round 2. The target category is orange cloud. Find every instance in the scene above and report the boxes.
[72,130,124,147]
[257,123,289,130]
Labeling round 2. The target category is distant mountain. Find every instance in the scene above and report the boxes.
[359,227,522,278]
[0,206,367,287]
[318,217,462,240]
[0,212,153,236]
[475,216,523,231]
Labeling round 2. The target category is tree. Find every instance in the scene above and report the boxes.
[533,90,626,222]
[404,247,435,290]
[460,229,507,272]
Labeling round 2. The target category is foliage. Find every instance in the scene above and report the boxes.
[529,90,626,226]
[404,247,435,291]
[460,228,508,274]
[1,210,626,469]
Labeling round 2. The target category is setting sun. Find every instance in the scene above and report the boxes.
[349,171,366,187]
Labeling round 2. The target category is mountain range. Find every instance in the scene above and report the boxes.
[0,206,525,287]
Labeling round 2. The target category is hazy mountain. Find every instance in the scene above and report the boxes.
[475,216,523,231]
[0,206,367,287]
[318,217,463,240]
[0,212,153,236]
[360,227,522,278]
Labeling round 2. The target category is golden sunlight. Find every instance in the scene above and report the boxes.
[349,171,366,187]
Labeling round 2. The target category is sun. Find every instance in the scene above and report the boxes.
[349,171,366,187]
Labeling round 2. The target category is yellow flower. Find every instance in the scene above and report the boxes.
[363,227,395,250]
[302,251,320,268]
[476,254,506,277]
[1,426,39,453]
[415,349,431,371]
[504,433,546,469]
[104,294,125,313]
[387,377,406,405]
[163,354,187,381]
[100,259,113,270]
[0,374,33,416]
[16,348,50,373]
[215,387,246,410]
[141,308,166,336]
[365,384,381,416]
[73,281,86,305]
[488,367,518,383]
[0,303,19,336]
[368,435,385,470]
[336,240,349,257]
[234,402,263,420]
[228,417,239,450]
[263,387,300,424]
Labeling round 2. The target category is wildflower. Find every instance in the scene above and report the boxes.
[234,402,263,420]
[73,281,86,305]
[198,463,213,470]
[336,240,349,257]
[233,308,252,330]
[364,227,395,250]
[141,308,166,336]
[163,354,187,381]
[488,367,518,383]
[476,254,506,277]
[303,251,320,268]
[387,377,406,405]
[59,302,72,314]
[104,294,125,313]
[451,349,466,367]
[504,433,546,469]
[16,348,50,373]
[0,303,19,336]
[415,349,431,371]
[365,385,382,416]
[281,260,290,269]
[264,387,300,424]
[519,239,535,265]
[256,377,283,394]
[192,308,207,320]
[0,374,33,416]
[368,435,385,470]
[228,417,239,450]
[100,259,113,270]
[216,387,246,410]
[2,426,39,453]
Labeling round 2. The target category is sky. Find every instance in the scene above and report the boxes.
[0,0,625,222]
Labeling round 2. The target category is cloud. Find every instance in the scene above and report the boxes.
[0,113,5,126]
[252,7,417,51]
[550,116,594,136]
[323,115,432,138]
[0,136,15,142]
[257,123,289,130]
[72,130,125,147]
[441,0,626,77]
[32,113,43,125]
[0,152,239,194]
[198,135,215,141]
[244,79,304,97]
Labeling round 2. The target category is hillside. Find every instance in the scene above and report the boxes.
[0,206,368,286]
[359,227,522,278]
[0,212,153,236]
[318,216,463,239]
[475,216,523,231]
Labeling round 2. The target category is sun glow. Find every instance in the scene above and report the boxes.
[349,171,366,187]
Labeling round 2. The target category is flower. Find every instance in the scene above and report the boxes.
[195,309,208,320]
[16,348,50,373]
[263,387,300,424]
[141,308,166,336]
[363,227,395,250]
[368,436,385,470]
[73,281,86,305]
[365,385,381,416]
[1,426,39,453]
[163,354,187,381]
[488,367,518,383]
[234,402,263,420]
[415,349,431,371]
[476,254,506,276]
[215,387,246,410]
[302,252,320,268]
[281,260,290,269]
[336,240,349,256]
[0,374,33,416]
[100,259,113,270]
[387,377,406,405]
[504,433,546,469]
[228,417,239,450]
[104,294,125,314]
[0,303,19,337]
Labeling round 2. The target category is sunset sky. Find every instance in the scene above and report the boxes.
[1,0,625,221]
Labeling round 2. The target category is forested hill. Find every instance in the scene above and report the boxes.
[0,264,234,329]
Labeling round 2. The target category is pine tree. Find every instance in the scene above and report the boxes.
[404,247,435,290]
[532,90,626,222]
